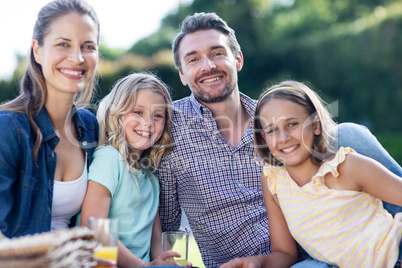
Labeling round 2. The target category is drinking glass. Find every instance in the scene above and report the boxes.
[162,231,189,266]
[88,217,119,268]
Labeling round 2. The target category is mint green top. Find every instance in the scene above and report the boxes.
[88,146,160,262]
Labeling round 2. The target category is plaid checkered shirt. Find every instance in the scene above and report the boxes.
[157,92,270,267]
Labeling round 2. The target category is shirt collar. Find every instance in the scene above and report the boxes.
[189,94,204,117]
[189,92,257,117]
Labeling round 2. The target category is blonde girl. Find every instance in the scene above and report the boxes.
[81,73,185,267]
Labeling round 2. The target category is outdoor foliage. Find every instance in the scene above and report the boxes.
[1,0,401,162]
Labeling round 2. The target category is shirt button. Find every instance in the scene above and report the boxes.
[254,223,260,228]
[82,141,88,146]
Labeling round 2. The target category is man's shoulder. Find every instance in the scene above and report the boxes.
[172,96,192,112]
[239,92,257,113]
[171,97,199,122]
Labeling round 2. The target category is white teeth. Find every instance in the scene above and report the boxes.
[61,69,83,76]
[136,131,150,137]
[203,77,221,83]
[282,145,298,153]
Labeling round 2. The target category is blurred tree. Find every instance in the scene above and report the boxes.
[0,79,17,105]
[127,27,177,56]
[99,45,125,61]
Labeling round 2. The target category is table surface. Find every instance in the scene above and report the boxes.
[144,266,199,268]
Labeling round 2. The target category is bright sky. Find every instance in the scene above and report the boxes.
[0,0,192,80]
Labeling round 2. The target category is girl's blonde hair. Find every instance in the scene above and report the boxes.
[253,80,337,166]
[97,72,173,173]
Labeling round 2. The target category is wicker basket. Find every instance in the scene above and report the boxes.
[0,227,99,268]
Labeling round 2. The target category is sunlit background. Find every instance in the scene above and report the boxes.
[0,0,193,79]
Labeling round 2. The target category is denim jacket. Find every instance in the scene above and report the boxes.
[0,106,98,238]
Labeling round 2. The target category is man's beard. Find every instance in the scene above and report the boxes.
[192,71,237,103]
[194,84,235,103]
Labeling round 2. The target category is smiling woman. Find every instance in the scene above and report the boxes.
[0,0,100,238]
[32,12,99,102]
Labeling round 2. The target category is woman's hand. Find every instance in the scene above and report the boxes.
[146,250,192,267]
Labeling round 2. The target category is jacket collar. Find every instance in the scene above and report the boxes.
[34,105,85,142]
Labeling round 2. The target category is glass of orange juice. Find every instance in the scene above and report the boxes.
[162,231,189,266]
[88,217,119,268]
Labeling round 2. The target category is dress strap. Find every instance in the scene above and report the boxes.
[312,147,354,186]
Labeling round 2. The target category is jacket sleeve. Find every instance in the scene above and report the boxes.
[0,114,22,235]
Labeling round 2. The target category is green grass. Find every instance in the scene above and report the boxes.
[377,133,402,166]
